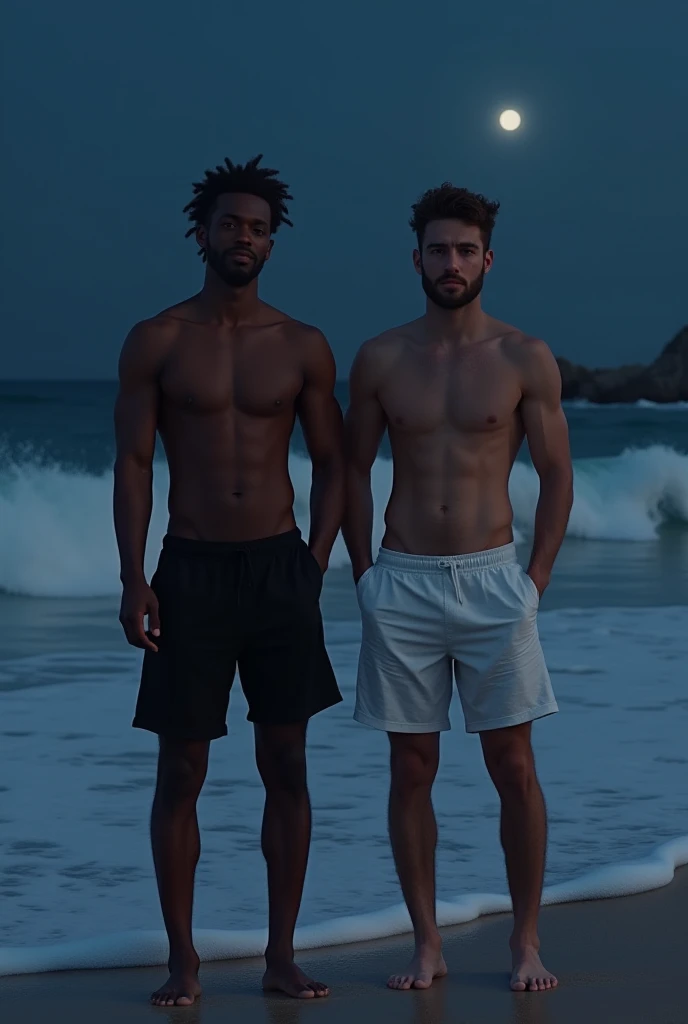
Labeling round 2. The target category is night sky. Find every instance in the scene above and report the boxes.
[2,0,687,378]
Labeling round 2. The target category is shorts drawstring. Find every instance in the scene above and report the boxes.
[438,559,464,604]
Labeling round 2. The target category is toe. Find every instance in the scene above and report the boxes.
[412,976,432,990]
[511,978,527,992]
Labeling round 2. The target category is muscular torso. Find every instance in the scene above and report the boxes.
[156,303,304,542]
[378,326,525,555]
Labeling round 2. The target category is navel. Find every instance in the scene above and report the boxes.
[274,399,283,407]
[487,415,497,424]
[439,505,449,514]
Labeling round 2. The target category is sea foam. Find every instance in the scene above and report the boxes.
[1,836,686,976]
[1,446,688,596]
[1,606,688,974]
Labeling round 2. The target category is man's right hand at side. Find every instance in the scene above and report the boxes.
[119,581,161,652]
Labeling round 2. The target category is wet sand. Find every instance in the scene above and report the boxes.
[5,867,687,1024]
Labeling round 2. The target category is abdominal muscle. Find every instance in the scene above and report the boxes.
[381,436,517,556]
[163,432,297,543]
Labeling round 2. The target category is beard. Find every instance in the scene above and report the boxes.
[206,244,267,287]
[421,266,485,310]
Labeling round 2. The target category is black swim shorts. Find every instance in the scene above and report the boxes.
[132,530,342,740]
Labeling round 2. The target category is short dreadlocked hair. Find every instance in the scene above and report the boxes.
[410,184,500,250]
[184,155,293,259]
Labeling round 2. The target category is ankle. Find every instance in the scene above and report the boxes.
[415,931,443,953]
[167,947,200,971]
[265,944,295,966]
[510,932,540,955]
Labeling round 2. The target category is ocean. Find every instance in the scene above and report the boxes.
[1,380,687,974]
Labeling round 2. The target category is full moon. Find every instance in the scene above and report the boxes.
[499,109,521,131]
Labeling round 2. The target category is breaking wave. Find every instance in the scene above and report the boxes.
[1,446,687,596]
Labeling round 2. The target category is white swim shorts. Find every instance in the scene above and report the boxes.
[354,543,557,734]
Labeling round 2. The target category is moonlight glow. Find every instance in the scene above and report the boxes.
[499,109,522,131]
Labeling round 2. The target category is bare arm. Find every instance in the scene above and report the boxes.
[342,342,388,582]
[296,329,344,573]
[519,339,574,594]
[113,321,168,649]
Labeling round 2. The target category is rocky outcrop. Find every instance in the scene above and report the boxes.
[557,326,688,403]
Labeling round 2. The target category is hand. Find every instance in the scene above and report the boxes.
[353,563,373,585]
[527,567,550,598]
[119,580,160,652]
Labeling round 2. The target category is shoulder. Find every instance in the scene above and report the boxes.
[276,316,337,384]
[351,324,412,382]
[501,331,561,391]
[499,332,562,400]
[284,318,332,355]
[289,319,334,361]
[118,314,181,378]
[258,305,331,355]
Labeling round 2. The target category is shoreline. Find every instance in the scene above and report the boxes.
[2,835,687,978]
[4,866,687,1023]
[2,611,687,959]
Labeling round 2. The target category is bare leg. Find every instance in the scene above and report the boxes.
[480,722,558,993]
[387,732,447,991]
[256,721,329,999]
[149,737,209,1007]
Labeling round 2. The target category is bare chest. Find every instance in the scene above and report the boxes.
[160,333,302,418]
[380,360,521,436]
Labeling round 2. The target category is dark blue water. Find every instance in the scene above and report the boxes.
[2,380,688,472]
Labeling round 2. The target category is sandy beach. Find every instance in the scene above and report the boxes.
[5,866,686,1023]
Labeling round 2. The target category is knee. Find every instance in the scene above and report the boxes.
[155,750,207,808]
[260,745,308,798]
[485,746,536,802]
[390,741,439,793]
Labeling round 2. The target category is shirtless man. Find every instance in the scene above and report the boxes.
[343,184,573,993]
[114,155,343,1006]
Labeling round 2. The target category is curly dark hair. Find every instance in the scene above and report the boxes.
[184,155,293,259]
[410,184,500,249]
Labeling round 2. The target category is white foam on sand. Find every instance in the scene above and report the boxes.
[2,446,688,595]
[1,606,688,976]
[2,836,687,977]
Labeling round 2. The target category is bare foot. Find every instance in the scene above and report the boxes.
[262,961,329,999]
[150,960,202,1007]
[511,945,558,992]
[388,944,448,991]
